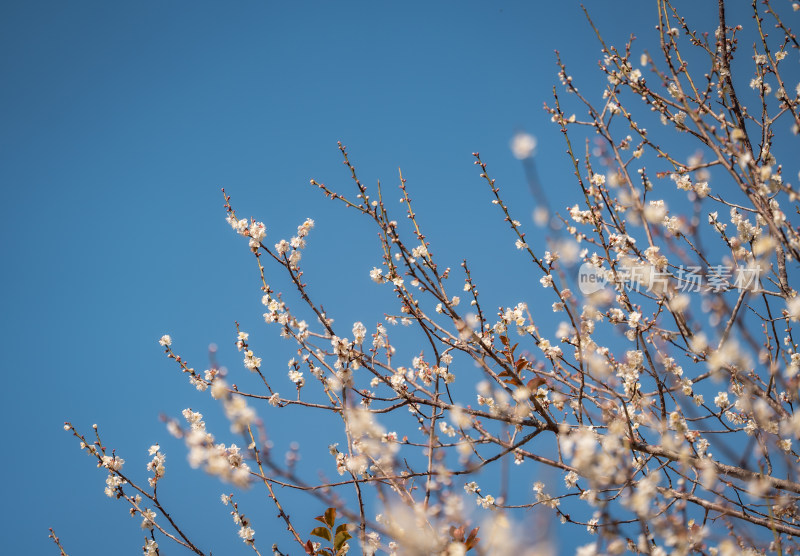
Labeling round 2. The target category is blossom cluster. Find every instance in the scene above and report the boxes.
[58,4,800,556]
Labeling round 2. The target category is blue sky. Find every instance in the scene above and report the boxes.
[1,1,787,554]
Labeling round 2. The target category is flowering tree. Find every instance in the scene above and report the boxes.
[56,1,800,555]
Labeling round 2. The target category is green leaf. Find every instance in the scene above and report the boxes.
[333,529,352,552]
[498,369,521,386]
[324,507,337,529]
[335,523,349,536]
[465,527,480,550]
[310,526,332,541]
[527,377,546,390]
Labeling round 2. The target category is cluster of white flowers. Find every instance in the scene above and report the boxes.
[262,294,288,325]
[243,349,261,371]
[491,302,529,336]
[344,407,398,477]
[538,338,562,359]
[564,470,579,489]
[616,350,642,398]
[330,334,353,371]
[143,539,158,556]
[272,218,314,269]
[643,199,667,223]
[411,243,428,259]
[750,75,773,94]
[352,321,367,345]
[248,221,266,249]
[238,524,254,542]
[235,331,248,351]
[569,204,593,224]
[140,508,157,531]
[288,367,304,387]
[226,214,267,251]
[101,454,125,472]
[146,444,165,487]
[730,207,762,243]
[624,473,660,519]
[532,481,560,509]
[104,471,126,498]
[222,494,257,545]
[222,392,256,434]
[181,409,252,487]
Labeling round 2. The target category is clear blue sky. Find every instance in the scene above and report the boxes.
[0,1,778,554]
